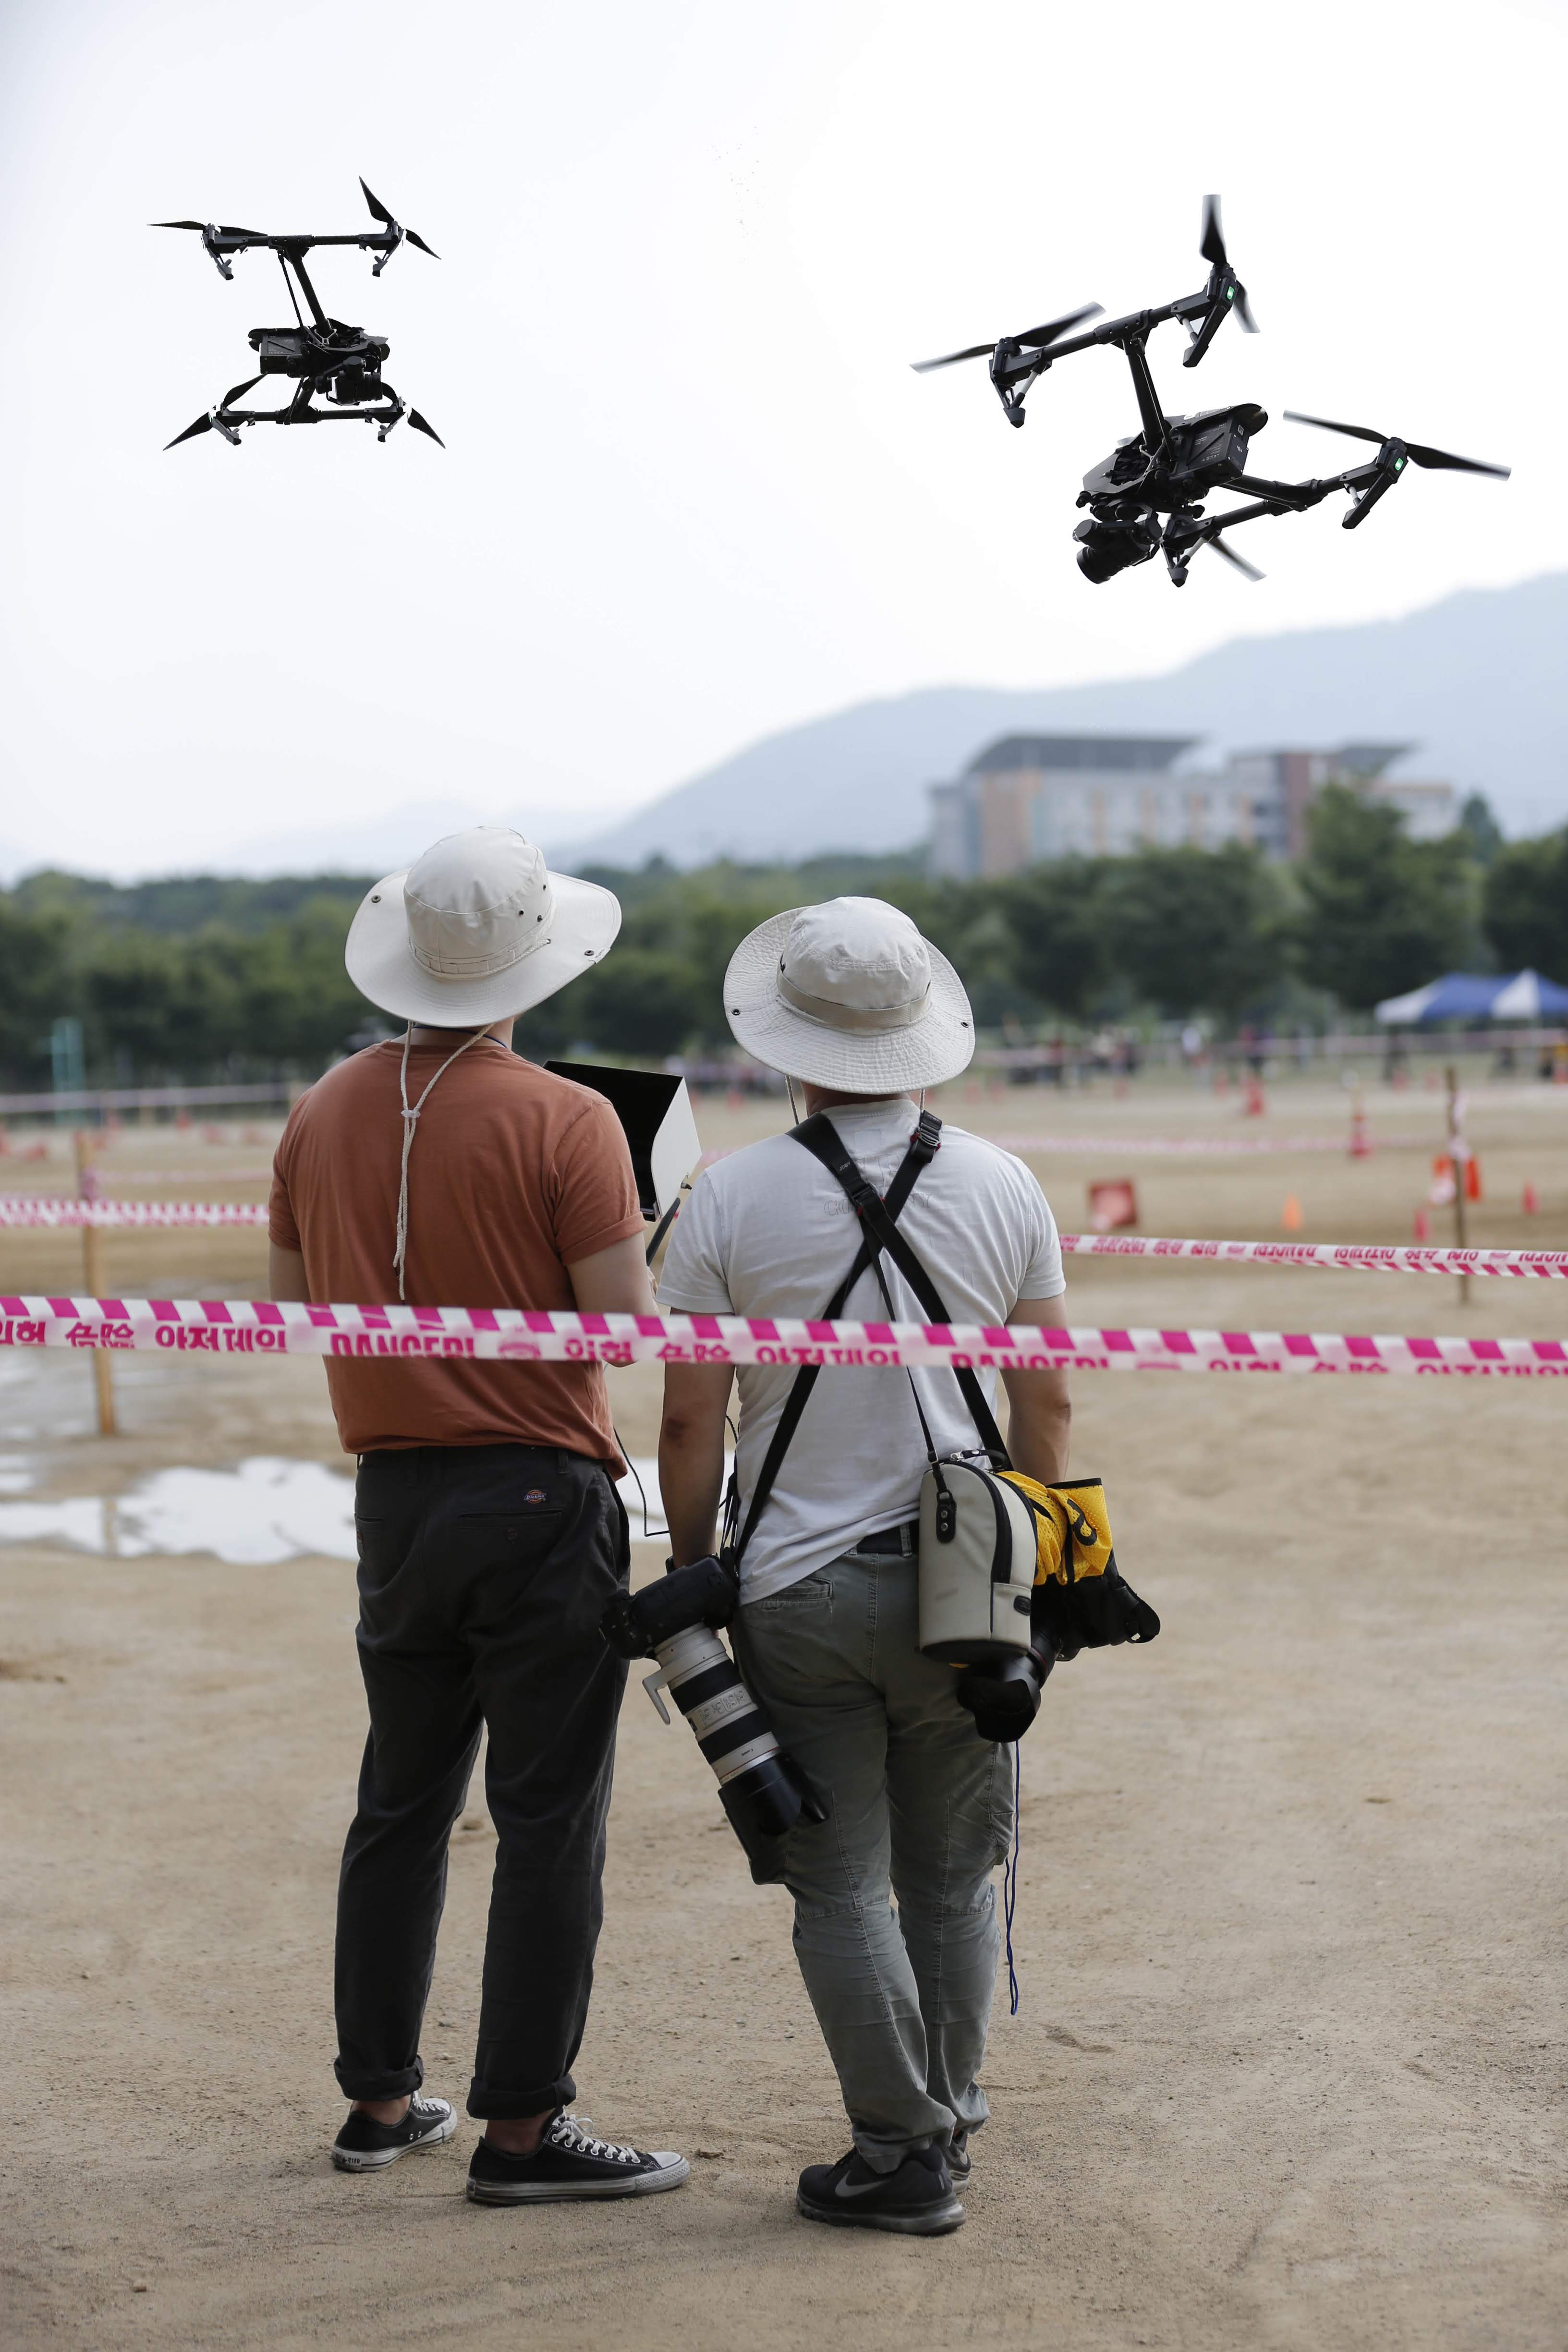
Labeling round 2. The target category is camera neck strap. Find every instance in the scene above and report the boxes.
[724,1108,1007,1575]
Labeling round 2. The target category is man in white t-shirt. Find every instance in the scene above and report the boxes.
[657,897,1071,2237]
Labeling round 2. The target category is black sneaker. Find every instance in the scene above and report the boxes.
[331,2093,456,2171]
[948,2125,972,2182]
[796,2145,964,2235]
[466,2110,690,2205]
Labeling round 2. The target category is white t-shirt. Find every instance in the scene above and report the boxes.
[658,1097,1065,1603]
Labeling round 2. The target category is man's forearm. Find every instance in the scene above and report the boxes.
[658,1364,734,1565]
[1005,1384,1072,1484]
[660,1434,726,1565]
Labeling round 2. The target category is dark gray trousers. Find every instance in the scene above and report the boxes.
[334,1442,629,2118]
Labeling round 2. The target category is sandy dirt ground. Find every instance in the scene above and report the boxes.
[2,1071,1566,2350]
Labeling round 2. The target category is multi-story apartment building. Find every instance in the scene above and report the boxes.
[928,733,1456,878]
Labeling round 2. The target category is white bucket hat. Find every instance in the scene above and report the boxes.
[345,825,621,1027]
[724,896,975,1093]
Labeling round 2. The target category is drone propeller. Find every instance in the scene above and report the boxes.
[164,411,216,449]
[1283,411,1510,477]
[911,302,1102,374]
[152,221,266,237]
[360,178,439,259]
[1207,531,1264,582]
[1198,194,1257,332]
[406,408,444,446]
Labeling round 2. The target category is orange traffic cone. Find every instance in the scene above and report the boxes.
[1523,1182,1540,1214]
[1281,1194,1302,1232]
[1464,1154,1482,1203]
[1243,1078,1266,1117]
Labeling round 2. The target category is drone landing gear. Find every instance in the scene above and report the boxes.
[164,382,442,449]
[1161,509,1264,587]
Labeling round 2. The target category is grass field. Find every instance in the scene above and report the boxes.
[2,1067,1566,2350]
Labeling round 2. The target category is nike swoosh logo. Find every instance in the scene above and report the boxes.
[835,2172,895,2198]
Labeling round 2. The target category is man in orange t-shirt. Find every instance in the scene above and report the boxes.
[269,827,688,2206]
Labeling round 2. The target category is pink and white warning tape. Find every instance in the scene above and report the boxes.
[991,1132,1422,1157]
[3,1196,1563,1281]
[0,1297,1563,1378]
[0,1199,269,1228]
[1055,1234,1568,1277]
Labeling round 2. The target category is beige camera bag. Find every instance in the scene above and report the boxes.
[917,1454,1038,1663]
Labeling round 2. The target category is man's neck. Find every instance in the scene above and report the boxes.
[800,1084,910,1116]
[407,1019,515,1049]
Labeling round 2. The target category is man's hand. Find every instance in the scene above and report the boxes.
[1000,1292,1071,1483]
[659,1362,735,1566]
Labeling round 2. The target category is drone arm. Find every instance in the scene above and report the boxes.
[1199,463,1384,537]
[1227,472,1361,512]
[1123,336,1168,457]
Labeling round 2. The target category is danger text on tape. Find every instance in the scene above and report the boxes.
[0,1297,1564,1378]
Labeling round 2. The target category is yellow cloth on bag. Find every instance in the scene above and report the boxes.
[997,1474,1114,1588]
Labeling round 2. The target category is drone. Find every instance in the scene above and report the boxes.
[154,180,442,449]
[912,198,1508,585]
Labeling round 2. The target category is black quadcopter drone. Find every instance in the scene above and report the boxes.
[913,198,1508,585]
[154,180,441,449]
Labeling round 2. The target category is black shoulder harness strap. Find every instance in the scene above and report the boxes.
[724,1109,1008,1574]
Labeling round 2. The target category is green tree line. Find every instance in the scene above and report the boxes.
[1,790,1565,1089]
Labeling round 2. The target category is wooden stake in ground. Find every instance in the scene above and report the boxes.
[1445,1063,1471,1309]
[72,1128,117,1437]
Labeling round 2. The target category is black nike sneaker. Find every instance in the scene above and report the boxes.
[331,2093,456,2171]
[467,2110,690,2205]
[796,2144,964,2235]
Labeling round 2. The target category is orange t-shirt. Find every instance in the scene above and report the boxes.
[268,1041,644,1468]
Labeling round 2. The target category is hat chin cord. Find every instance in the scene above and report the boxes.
[394,1023,490,1299]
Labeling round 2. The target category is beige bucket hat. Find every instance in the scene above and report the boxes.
[724,896,975,1092]
[345,826,620,1026]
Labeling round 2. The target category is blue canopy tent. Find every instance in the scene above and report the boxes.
[1375,969,1568,1024]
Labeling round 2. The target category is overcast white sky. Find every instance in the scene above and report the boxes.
[1,0,1563,876]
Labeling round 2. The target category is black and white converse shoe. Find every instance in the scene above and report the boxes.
[796,2144,964,2235]
[467,2110,689,2205]
[331,2093,457,2171]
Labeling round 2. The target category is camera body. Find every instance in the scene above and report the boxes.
[1073,506,1160,583]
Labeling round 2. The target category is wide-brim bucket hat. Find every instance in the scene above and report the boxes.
[345,825,620,1026]
[724,895,975,1093]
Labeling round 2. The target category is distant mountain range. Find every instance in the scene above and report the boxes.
[12,574,1556,888]
[571,571,1568,868]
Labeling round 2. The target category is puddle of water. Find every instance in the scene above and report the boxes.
[0,1455,701,1565]
[0,1459,357,1565]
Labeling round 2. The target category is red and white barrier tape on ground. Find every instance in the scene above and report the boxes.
[991,1133,1418,1157]
[0,1298,1563,1377]
[0,1199,269,1228]
[97,1169,276,1186]
[1056,1235,1568,1277]
[3,1197,1563,1280]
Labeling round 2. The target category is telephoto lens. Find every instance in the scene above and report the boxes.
[601,1557,827,1880]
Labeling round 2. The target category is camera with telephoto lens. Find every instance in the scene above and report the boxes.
[601,1557,827,1881]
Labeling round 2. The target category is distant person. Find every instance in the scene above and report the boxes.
[657,897,1072,2234]
[269,827,688,2207]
